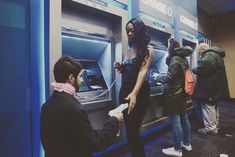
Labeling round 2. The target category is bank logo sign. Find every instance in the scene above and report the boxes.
[180,15,198,31]
[178,7,198,36]
[139,0,174,25]
[141,0,173,17]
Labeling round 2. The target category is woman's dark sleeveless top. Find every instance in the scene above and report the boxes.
[119,58,150,106]
[122,58,140,83]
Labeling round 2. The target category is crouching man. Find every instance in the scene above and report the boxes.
[41,56,123,157]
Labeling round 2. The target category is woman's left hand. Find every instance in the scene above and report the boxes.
[125,93,137,114]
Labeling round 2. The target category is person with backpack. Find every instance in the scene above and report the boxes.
[153,38,193,157]
[192,43,230,135]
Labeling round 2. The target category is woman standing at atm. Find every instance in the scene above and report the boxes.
[153,38,192,157]
[114,18,154,157]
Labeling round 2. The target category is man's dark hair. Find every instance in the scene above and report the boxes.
[53,56,82,83]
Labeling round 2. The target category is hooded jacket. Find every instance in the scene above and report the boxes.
[192,47,230,102]
[155,46,193,115]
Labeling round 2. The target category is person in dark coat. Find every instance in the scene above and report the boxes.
[40,56,123,157]
[153,38,193,157]
[192,43,230,135]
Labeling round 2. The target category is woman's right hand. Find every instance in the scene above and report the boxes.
[114,61,122,72]
[125,92,137,114]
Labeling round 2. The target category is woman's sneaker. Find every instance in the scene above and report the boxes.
[181,142,192,151]
[162,147,182,157]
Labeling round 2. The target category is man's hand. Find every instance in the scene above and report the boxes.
[112,112,124,122]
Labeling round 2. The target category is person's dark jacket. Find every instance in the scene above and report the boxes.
[40,91,119,157]
[155,46,193,115]
[192,47,230,103]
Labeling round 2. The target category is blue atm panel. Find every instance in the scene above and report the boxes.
[147,45,168,96]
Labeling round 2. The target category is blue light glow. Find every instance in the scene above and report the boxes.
[94,120,171,157]
[39,0,45,156]
[94,140,128,157]
[62,35,110,44]
[128,0,132,19]
[30,0,46,157]
[39,0,45,106]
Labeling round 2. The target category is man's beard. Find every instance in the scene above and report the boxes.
[73,79,80,93]
[75,85,80,93]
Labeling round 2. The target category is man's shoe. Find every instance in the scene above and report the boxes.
[213,129,218,134]
[181,143,192,151]
[198,128,218,135]
[162,147,182,157]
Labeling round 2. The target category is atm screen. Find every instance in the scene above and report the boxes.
[182,39,196,49]
[79,74,89,92]
[147,48,168,87]
[182,39,197,68]
[78,60,108,92]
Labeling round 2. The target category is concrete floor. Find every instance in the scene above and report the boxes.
[114,101,235,157]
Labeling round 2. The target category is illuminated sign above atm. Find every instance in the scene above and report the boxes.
[180,15,198,31]
[141,0,173,17]
[178,7,198,36]
[139,0,174,25]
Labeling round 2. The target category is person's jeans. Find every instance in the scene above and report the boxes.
[171,113,191,150]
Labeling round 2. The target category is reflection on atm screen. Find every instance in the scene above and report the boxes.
[78,60,108,92]
[79,75,89,92]
[147,46,168,87]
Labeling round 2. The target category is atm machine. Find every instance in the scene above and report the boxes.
[175,7,199,107]
[176,7,198,69]
[62,28,112,104]
[137,0,175,131]
[49,0,128,136]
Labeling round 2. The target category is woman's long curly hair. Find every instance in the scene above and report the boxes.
[126,18,151,66]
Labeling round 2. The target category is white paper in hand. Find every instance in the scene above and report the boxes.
[109,103,128,116]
